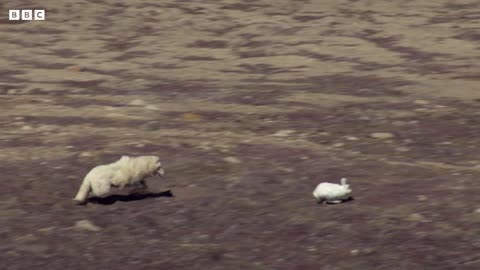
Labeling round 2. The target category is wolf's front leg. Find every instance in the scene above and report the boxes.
[130,180,149,194]
[73,178,92,204]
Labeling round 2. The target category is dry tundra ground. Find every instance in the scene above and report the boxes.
[1,0,480,269]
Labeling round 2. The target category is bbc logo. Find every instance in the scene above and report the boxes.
[9,10,45,21]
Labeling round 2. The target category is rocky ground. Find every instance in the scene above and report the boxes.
[1,0,480,269]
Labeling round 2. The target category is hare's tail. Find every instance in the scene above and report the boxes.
[73,178,91,204]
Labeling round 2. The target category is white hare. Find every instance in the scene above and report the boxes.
[73,155,165,204]
[313,178,352,204]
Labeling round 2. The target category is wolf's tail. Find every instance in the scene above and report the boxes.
[73,178,91,203]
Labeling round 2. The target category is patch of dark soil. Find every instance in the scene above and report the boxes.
[187,40,229,48]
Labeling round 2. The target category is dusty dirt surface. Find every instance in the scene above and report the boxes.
[1,0,480,269]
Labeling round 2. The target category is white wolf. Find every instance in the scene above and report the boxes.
[313,178,352,204]
[73,155,165,204]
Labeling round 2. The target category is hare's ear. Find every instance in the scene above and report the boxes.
[340,178,348,186]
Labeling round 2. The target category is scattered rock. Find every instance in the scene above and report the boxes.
[103,106,117,111]
[143,121,161,131]
[21,125,32,130]
[395,146,410,152]
[350,249,360,255]
[38,226,56,233]
[392,121,408,126]
[79,152,93,157]
[129,99,146,106]
[439,141,452,145]
[414,99,430,105]
[370,132,395,139]
[332,142,344,148]
[345,136,359,141]
[407,213,428,222]
[280,167,294,173]
[474,209,480,214]
[272,129,295,137]
[363,247,375,254]
[15,234,38,243]
[145,104,159,110]
[415,108,429,112]
[417,195,428,201]
[74,220,102,232]
[224,156,241,164]
[359,116,371,121]
[182,113,202,121]
[7,89,17,95]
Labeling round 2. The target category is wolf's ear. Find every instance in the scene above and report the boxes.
[340,178,348,186]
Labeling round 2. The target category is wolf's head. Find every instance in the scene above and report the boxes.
[150,156,165,177]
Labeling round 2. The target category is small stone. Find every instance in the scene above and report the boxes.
[345,136,359,141]
[7,89,17,95]
[79,152,93,157]
[395,146,410,152]
[38,226,56,233]
[272,129,295,137]
[363,247,375,254]
[332,142,344,148]
[350,249,360,255]
[135,143,145,148]
[129,99,146,106]
[392,121,407,126]
[474,209,480,214]
[370,132,395,139]
[417,195,428,201]
[15,234,38,243]
[65,65,85,72]
[143,121,161,131]
[280,167,294,173]
[414,99,430,105]
[74,220,102,232]
[359,116,371,121]
[224,156,241,164]
[407,213,427,222]
[145,105,159,110]
[21,125,32,130]
[104,106,117,111]
[415,108,429,112]
[182,113,202,121]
